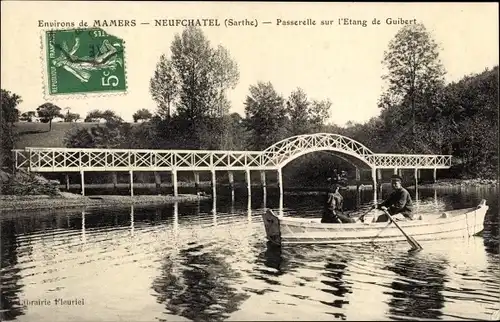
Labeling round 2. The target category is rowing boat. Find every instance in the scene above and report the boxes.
[262,199,488,246]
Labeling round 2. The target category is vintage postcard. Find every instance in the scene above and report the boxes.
[1,2,499,322]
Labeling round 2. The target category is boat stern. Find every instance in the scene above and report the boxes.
[262,209,282,246]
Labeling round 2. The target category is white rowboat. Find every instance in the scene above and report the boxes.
[262,199,488,246]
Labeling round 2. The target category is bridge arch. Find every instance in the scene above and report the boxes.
[262,133,375,169]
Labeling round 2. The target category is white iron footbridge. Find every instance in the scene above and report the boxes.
[13,133,452,197]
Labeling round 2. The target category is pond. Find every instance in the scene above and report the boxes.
[1,185,498,321]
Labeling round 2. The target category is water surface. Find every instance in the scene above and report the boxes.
[1,186,498,321]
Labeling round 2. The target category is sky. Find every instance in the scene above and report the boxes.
[1,2,498,126]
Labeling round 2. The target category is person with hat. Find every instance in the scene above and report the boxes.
[372,174,414,222]
[321,182,355,223]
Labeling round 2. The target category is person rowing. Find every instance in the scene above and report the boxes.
[371,174,414,222]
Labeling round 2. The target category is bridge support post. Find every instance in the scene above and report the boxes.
[260,170,266,189]
[228,171,234,189]
[355,167,361,198]
[172,170,178,197]
[129,170,134,197]
[193,171,200,194]
[154,171,161,195]
[227,171,234,201]
[371,167,377,203]
[65,174,70,191]
[376,168,382,195]
[211,170,216,196]
[394,168,398,175]
[112,172,118,193]
[432,168,437,183]
[245,169,251,195]
[414,168,418,188]
[277,168,283,196]
[80,170,85,196]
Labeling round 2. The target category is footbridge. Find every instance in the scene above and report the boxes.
[13,133,452,197]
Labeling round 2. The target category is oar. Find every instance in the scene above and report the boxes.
[349,205,378,222]
[382,209,423,252]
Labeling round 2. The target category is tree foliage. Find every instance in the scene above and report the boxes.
[36,103,63,131]
[150,55,180,119]
[133,108,153,123]
[244,82,287,150]
[20,111,37,122]
[84,109,123,123]
[379,23,446,151]
[1,89,21,170]
[155,27,240,123]
[64,112,80,123]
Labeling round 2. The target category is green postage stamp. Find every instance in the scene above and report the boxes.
[44,28,127,96]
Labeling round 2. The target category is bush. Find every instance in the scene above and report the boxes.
[2,170,60,196]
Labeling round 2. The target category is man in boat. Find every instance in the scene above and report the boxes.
[372,174,414,222]
[322,183,355,223]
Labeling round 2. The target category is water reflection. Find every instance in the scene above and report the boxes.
[81,210,87,243]
[319,253,353,321]
[384,253,447,320]
[0,220,24,321]
[151,244,250,322]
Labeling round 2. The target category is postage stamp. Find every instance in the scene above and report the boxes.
[44,28,127,96]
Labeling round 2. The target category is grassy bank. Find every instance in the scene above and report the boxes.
[0,192,210,213]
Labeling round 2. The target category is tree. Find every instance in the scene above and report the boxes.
[244,82,287,150]
[285,89,332,136]
[379,23,446,150]
[170,27,239,121]
[84,109,123,123]
[209,45,240,117]
[133,108,153,123]
[62,107,80,122]
[286,88,310,136]
[150,55,180,119]
[1,89,22,170]
[308,99,332,133]
[36,103,62,131]
[20,111,36,122]
[64,112,80,123]
[1,89,21,123]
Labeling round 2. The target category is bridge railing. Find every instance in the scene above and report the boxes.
[13,147,453,172]
[14,147,277,172]
[366,154,452,168]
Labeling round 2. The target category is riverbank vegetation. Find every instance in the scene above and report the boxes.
[1,24,498,195]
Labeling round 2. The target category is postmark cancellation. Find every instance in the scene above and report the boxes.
[41,28,127,98]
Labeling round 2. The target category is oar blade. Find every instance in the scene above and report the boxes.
[383,209,424,252]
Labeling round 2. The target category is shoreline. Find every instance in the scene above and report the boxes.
[0,193,210,213]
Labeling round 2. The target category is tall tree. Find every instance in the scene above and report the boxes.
[309,99,332,132]
[209,45,240,117]
[285,89,332,135]
[36,102,62,131]
[244,82,287,150]
[169,27,239,121]
[286,88,310,136]
[379,23,446,151]
[150,55,180,119]
[1,89,21,170]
